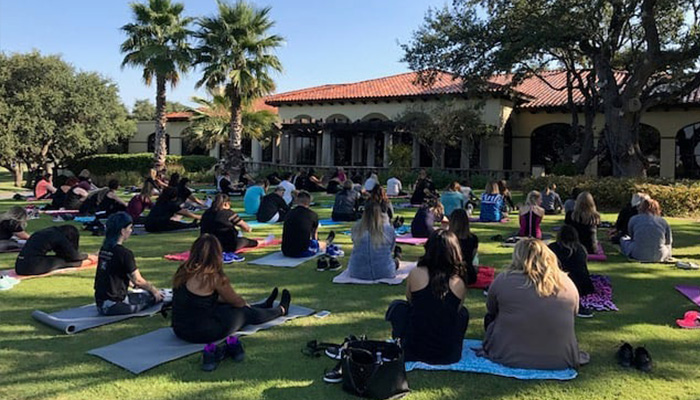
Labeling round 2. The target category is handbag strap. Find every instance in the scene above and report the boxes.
[345,349,381,396]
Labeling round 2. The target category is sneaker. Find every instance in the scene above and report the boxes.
[317,255,330,271]
[634,346,652,372]
[327,257,342,272]
[324,335,358,360]
[225,336,245,362]
[394,246,403,260]
[0,275,19,291]
[616,342,634,368]
[326,230,336,245]
[676,261,700,270]
[223,252,245,264]
[201,343,226,372]
[323,361,343,383]
[577,307,595,318]
[326,245,344,257]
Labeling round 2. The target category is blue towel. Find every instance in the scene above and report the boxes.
[405,339,578,380]
[74,216,96,223]
[319,219,343,226]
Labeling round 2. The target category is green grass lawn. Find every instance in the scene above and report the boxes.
[1,192,699,400]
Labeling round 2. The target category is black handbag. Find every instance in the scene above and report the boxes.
[341,340,409,399]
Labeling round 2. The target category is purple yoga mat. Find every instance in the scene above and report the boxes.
[675,285,700,306]
[396,234,428,245]
[469,217,510,223]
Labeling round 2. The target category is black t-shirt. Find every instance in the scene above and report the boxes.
[0,219,23,240]
[18,226,82,261]
[257,193,290,222]
[549,242,595,296]
[410,178,436,205]
[564,211,598,254]
[219,177,233,193]
[282,206,319,256]
[146,201,182,224]
[177,186,193,203]
[94,245,138,304]
[458,234,479,284]
[615,204,638,235]
[201,208,241,238]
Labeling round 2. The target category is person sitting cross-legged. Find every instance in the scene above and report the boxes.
[94,212,163,315]
[331,180,361,222]
[620,198,673,263]
[480,238,585,370]
[281,191,320,258]
[347,202,398,281]
[200,194,258,253]
[385,229,470,364]
[518,190,545,239]
[257,186,291,223]
[564,191,600,254]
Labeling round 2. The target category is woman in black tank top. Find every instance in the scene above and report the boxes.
[385,229,469,364]
[171,234,292,344]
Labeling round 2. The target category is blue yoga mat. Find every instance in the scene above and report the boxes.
[319,219,344,226]
[405,339,578,380]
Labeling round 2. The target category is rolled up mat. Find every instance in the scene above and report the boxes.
[32,302,163,334]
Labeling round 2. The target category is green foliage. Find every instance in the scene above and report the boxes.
[0,51,134,169]
[551,162,578,176]
[131,99,157,120]
[387,143,412,178]
[67,153,216,177]
[521,175,700,216]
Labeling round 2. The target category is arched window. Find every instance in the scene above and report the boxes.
[675,122,700,179]
[147,133,170,153]
[530,123,577,174]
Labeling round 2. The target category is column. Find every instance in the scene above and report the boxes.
[460,138,471,169]
[289,135,297,164]
[383,132,392,167]
[412,136,420,168]
[271,135,280,164]
[315,135,322,166]
[251,139,263,165]
[583,136,599,176]
[367,135,376,167]
[322,130,333,166]
[660,134,676,179]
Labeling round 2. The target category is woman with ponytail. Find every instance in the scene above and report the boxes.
[480,238,583,369]
[94,212,163,315]
[200,194,258,252]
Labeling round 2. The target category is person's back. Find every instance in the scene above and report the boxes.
[332,188,359,221]
[94,244,136,306]
[348,222,396,281]
[282,205,319,257]
[480,193,503,222]
[549,241,594,296]
[483,271,579,369]
[411,206,436,238]
[257,191,289,223]
[518,209,543,238]
[127,195,151,220]
[279,180,295,204]
[410,177,434,205]
[386,177,402,196]
[243,185,266,214]
[440,191,465,218]
[624,213,672,262]
[565,211,597,253]
[541,191,562,212]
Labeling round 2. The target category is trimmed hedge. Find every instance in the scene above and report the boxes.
[67,153,217,176]
[520,175,700,217]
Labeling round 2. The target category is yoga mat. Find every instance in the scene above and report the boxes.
[587,243,607,262]
[469,217,510,223]
[319,219,344,226]
[675,284,700,307]
[395,203,421,209]
[469,267,495,289]
[580,275,618,311]
[405,339,577,380]
[73,216,96,223]
[87,303,315,374]
[164,239,282,261]
[42,209,80,215]
[247,221,278,227]
[0,255,98,281]
[333,261,416,285]
[32,302,163,335]
[396,234,428,246]
[248,251,320,268]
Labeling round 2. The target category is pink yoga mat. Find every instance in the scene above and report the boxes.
[587,243,607,261]
[42,209,81,215]
[675,285,700,307]
[164,239,282,261]
[396,234,428,245]
[0,255,98,280]
[469,217,510,223]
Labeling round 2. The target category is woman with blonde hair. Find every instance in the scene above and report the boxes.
[565,191,601,254]
[347,202,398,280]
[0,206,30,252]
[620,198,673,262]
[481,238,583,369]
[518,191,544,239]
[479,181,504,222]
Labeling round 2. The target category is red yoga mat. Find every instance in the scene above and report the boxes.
[0,255,98,280]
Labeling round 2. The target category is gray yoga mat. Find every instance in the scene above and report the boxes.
[248,251,319,268]
[87,303,315,374]
[32,303,163,335]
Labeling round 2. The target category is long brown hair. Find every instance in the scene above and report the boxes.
[370,184,389,204]
[210,193,230,212]
[507,238,564,297]
[572,191,601,226]
[173,234,226,291]
[352,202,389,247]
[448,208,471,239]
[419,229,465,299]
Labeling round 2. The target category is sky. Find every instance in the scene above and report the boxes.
[0,0,449,110]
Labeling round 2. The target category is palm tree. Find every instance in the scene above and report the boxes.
[194,0,283,180]
[120,0,192,172]
[185,88,279,152]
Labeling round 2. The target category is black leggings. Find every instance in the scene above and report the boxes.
[221,236,258,253]
[145,219,196,233]
[15,256,82,276]
[175,302,283,344]
[0,239,22,253]
[98,291,156,316]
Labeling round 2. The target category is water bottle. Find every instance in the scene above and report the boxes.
[376,351,383,364]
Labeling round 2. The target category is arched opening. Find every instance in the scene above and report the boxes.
[292,114,314,123]
[598,124,661,177]
[361,113,389,121]
[182,137,209,156]
[530,123,577,174]
[675,121,700,179]
[326,114,350,123]
[147,133,170,154]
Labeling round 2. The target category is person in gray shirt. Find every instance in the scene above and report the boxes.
[541,184,564,215]
[620,199,673,262]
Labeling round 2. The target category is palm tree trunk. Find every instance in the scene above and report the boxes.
[154,75,168,173]
[226,95,244,182]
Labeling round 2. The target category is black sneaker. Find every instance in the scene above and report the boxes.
[316,255,330,271]
[326,230,336,245]
[202,343,226,372]
[327,257,342,272]
[323,361,343,383]
[616,342,634,368]
[577,307,595,318]
[225,336,245,362]
[394,246,403,260]
[324,335,358,360]
[634,346,652,372]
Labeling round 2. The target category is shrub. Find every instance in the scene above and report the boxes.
[520,175,700,217]
[67,153,217,176]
